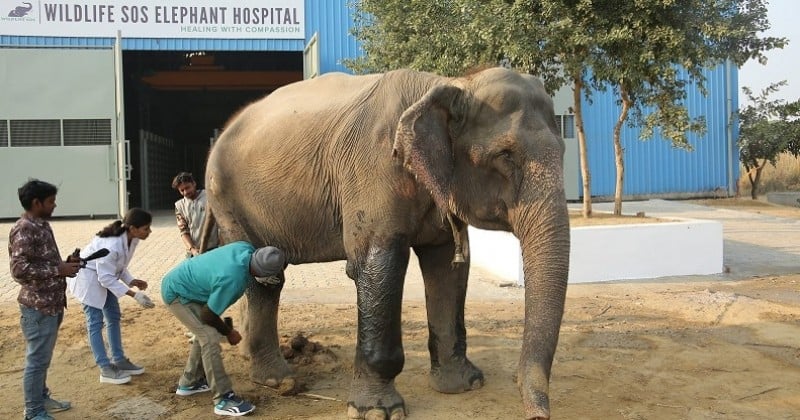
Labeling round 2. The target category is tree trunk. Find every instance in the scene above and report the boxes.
[750,165,764,200]
[745,160,765,200]
[613,87,632,215]
[573,77,592,218]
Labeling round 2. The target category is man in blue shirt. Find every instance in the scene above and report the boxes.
[161,241,285,417]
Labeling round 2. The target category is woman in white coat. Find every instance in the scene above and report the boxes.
[67,208,156,385]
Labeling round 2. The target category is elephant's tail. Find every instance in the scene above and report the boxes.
[198,202,217,252]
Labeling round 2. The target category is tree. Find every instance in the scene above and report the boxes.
[346,0,784,217]
[584,0,784,214]
[346,1,509,76]
[738,81,800,199]
[347,0,606,217]
[521,2,601,218]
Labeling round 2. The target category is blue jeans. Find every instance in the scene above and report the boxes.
[82,291,124,368]
[20,304,63,418]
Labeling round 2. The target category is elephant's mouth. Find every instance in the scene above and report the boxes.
[467,202,511,231]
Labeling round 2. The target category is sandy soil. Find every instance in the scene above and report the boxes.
[1,197,798,419]
[0,274,798,419]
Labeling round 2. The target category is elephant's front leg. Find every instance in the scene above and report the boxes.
[242,274,296,392]
[414,242,484,393]
[346,240,409,420]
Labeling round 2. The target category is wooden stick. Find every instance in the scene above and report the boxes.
[297,392,342,402]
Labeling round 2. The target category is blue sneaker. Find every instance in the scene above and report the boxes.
[214,391,255,416]
[176,378,211,396]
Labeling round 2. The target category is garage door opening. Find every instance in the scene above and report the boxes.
[123,50,303,210]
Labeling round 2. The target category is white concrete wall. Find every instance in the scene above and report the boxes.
[468,218,723,284]
[568,219,723,283]
[468,228,522,283]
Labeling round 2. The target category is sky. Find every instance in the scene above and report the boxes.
[738,0,799,105]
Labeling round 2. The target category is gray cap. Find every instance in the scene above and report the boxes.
[249,246,286,278]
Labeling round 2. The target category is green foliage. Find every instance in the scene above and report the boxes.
[585,0,783,149]
[347,0,783,146]
[739,82,800,169]
[346,0,784,207]
[783,101,800,157]
[346,1,512,77]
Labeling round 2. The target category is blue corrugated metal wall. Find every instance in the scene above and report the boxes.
[305,0,361,74]
[0,35,304,51]
[580,63,739,198]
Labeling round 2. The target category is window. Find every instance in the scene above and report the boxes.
[1,119,112,147]
[557,114,575,139]
[0,120,7,147]
[10,120,60,147]
[64,119,112,146]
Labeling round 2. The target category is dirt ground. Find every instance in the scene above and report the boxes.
[0,198,798,419]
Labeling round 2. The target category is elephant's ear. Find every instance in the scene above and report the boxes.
[393,84,463,210]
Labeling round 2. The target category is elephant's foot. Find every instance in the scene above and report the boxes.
[428,357,484,394]
[346,380,406,420]
[250,357,300,395]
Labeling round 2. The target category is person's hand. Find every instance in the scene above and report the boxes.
[130,279,148,290]
[66,249,81,264]
[227,329,242,346]
[133,291,155,308]
[189,247,200,257]
[58,261,80,277]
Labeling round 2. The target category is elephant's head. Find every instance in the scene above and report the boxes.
[393,67,570,420]
[8,2,33,17]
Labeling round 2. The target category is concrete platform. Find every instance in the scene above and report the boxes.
[766,191,800,207]
[470,214,723,284]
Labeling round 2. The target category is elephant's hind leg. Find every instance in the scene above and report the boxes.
[414,242,485,393]
[243,274,297,394]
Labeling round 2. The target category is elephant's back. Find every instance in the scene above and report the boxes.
[209,70,419,177]
[254,72,383,116]
[204,69,441,261]
[205,74,388,260]
[210,72,384,163]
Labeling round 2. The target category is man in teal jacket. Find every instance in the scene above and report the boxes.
[161,241,285,417]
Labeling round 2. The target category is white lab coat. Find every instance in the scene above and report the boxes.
[67,232,139,309]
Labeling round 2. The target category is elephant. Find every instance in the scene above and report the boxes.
[8,2,32,17]
[200,67,570,420]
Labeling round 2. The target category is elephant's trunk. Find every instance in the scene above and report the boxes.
[511,171,570,420]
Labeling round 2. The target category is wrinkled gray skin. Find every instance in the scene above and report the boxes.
[201,67,570,420]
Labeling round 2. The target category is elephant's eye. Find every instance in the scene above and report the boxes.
[493,150,516,179]
[497,150,516,166]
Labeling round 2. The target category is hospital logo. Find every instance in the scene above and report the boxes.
[7,1,33,18]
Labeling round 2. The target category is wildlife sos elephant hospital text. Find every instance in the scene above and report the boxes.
[1,0,305,39]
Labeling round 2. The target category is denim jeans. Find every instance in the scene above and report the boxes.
[20,304,63,418]
[82,291,124,368]
[167,300,232,402]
